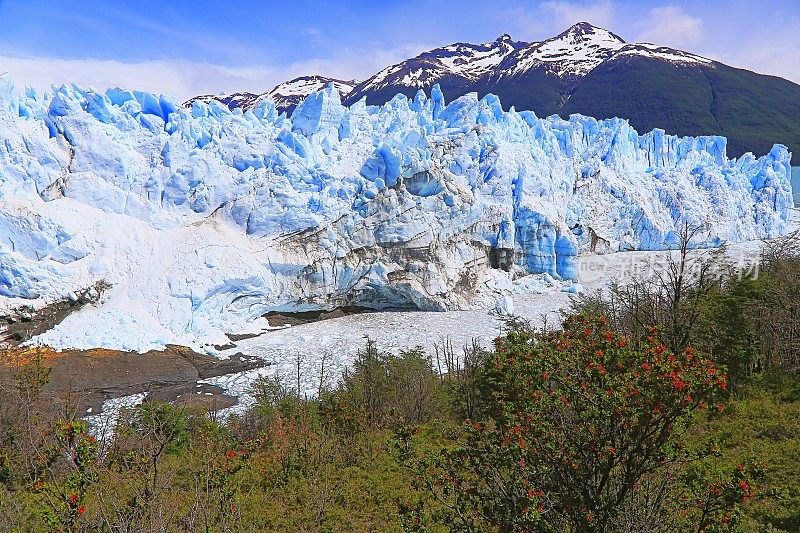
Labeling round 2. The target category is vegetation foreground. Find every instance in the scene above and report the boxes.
[2,231,800,532]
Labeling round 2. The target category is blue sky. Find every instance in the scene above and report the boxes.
[0,0,798,99]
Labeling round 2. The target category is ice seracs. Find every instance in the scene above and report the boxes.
[0,73,792,352]
[495,295,514,316]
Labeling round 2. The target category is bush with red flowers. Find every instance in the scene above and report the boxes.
[400,315,742,531]
[32,420,98,531]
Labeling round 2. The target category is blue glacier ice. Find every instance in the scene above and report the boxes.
[0,74,792,351]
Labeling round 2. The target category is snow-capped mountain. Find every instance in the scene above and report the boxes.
[185,76,356,115]
[0,74,792,351]
[345,22,714,102]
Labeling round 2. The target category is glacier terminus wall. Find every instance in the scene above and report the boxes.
[0,74,793,351]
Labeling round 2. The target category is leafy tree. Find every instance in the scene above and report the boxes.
[105,401,190,528]
[322,340,446,433]
[696,275,762,383]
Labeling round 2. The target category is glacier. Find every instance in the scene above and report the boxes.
[0,74,792,352]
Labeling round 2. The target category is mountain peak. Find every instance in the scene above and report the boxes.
[506,22,627,78]
[496,33,513,43]
[558,21,626,44]
[567,21,599,31]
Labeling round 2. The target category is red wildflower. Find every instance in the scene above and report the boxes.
[226,450,237,459]
[67,494,79,505]
[641,362,651,372]
[76,505,86,515]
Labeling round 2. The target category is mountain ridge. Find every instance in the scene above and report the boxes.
[185,22,800,158]
[185,75,357,116]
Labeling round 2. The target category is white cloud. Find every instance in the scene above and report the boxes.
[711,38,800,85]
[284,42,434,83]
[629,5,800,84]
[634,5,704,47]
[539,0,616,30]
[0,41,434,101]
[502,1,617,42]
[0,56,281,100]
